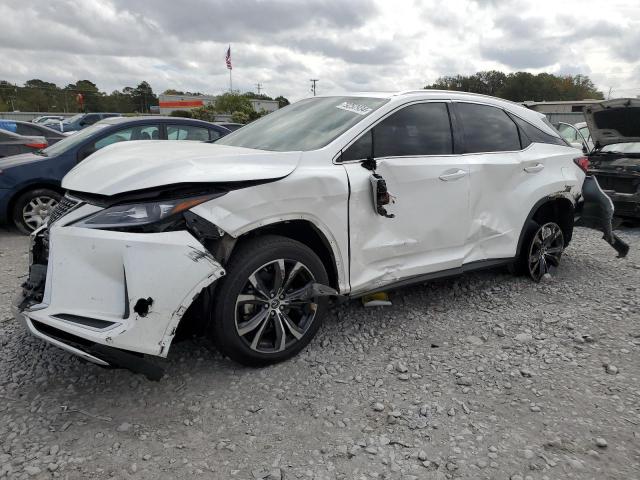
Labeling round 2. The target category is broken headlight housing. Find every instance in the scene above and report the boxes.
[73,194,221,231]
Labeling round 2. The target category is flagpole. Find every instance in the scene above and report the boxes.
[229,69,232,93]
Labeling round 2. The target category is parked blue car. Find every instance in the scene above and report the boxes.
[0,116,230,233]
[45,112,122,132]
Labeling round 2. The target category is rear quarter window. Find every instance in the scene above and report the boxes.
[510,114,566,146]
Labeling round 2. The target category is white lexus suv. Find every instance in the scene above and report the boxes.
[15,90,594,378]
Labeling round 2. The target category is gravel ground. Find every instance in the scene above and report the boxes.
[1,226,639,480]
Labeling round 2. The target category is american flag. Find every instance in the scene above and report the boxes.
[225,46,232,70]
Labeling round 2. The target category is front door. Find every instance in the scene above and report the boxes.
[341,101,469,294]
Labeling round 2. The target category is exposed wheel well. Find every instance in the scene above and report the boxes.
[175,219,341,341]
[234,220,340,290]
[6,183,63,220]
[532,197,574,245]
[517,196,575,256]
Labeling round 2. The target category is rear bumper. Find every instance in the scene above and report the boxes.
[15,215,226,360]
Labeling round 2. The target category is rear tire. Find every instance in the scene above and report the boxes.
[12,188,61,234]
[211,235,329,366]
[517,220,565,282]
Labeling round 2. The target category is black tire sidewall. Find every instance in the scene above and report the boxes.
[212,236,329,366]
[12,188,62,234]
[521,220,564,281]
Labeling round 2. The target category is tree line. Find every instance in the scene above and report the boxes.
[0,79,291,114]
[424,71,604,101]
[0,79,159,113]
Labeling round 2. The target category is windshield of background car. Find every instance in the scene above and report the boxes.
[600,142,640,153]
[216,96,389,151]
[41,123,109,156]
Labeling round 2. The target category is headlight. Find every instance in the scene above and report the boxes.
[73,194,220,230]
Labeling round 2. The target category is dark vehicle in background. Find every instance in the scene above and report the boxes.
[0,129,48,158]
[0,117,230,233]
[584,99,640,221]
[215,122,245,131]
[0,120,65,146]
[46,112,122,133]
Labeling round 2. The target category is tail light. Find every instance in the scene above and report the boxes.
[25,142,48,149]
[573,156,590,173]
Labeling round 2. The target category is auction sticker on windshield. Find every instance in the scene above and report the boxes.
[336,102,373,115]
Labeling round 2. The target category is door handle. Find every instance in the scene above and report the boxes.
[439,169,468,181]
[524,163,544,173]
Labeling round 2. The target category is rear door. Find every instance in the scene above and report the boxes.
[453,102,557,262]
[342,101,470,293]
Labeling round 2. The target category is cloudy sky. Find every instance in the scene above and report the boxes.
[1,0,639,100]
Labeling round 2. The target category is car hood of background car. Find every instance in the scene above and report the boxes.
[0,152,43,169]
[584,98,640,148]
[62,140,302,196]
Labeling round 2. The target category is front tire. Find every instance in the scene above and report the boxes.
[211,235,329,366]
[12,188,61,234]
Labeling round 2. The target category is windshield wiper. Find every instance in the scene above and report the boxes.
[34,149,48,156]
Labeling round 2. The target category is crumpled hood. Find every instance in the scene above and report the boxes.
[0,152,43,169]
[585,98,640,148]
[62,141,301,196]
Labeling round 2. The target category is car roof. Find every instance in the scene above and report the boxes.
[312,90,547,131]
[99,116,222,126]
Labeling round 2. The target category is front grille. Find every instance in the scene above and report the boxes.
[593,174,639,194]
[48,196,79,225]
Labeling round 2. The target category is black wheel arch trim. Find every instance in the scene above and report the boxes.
[515,192,576,258]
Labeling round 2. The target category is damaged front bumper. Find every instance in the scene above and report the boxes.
[14,214,225,377]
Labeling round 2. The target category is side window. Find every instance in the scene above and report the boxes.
[457,103,521,153]
[342,130,372,161]
[83,115,100,126]
[557,124,578,143]
[167,125,210,141]
[92,125,160,150]
[374,103,453,157]
[341,102,453,161]
[209,128,222,141]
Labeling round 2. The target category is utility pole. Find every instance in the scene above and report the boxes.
[607,87,613,100]
[310,79,318,96]
[255,83,263,95]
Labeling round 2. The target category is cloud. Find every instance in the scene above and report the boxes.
[0,0,638,100]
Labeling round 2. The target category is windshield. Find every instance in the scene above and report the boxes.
[600,142,640,153]
[41,123,109,156]
[216,96,389,151]
[63,114,83,124]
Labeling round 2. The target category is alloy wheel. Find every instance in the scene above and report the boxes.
[528,222,564,282]
[235,259,318,354]
[22,196,58,231]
